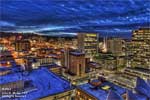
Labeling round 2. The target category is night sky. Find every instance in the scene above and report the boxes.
[0,0,150,38]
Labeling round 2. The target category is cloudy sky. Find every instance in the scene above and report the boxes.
[0,0,150,38]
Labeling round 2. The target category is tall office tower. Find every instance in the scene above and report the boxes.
[14,39,31,52]
[129,28,150,68]
[107,38,125,56]
[78,33,99,59]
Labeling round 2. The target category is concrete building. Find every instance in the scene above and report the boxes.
[61,49,86,77]
[23,56,53,70]
[107,67,150,90]
[94,53,126,71]
[36,57,52,66]
[124,67,150,80]
[61,49,86,76]
[40,63,62,75]
[61,49,91,85]
[107,38,125,56]
[127,28,150,68]
[78,33,99,59]
[69,51,86,76]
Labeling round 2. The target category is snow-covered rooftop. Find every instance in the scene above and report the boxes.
[107,90,123,100]
[0,68,74,100]
[135,77,150,98]
[127,90,147,100]
[78,81,126,100]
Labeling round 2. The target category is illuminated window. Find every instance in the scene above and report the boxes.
[77,91,80,95]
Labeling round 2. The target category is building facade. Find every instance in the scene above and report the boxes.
[107,38,125,56]
[128,28,150,68]
[78,33,99,59]
[69,51,86,76]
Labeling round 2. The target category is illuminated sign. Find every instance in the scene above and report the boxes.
[86,34,97,37]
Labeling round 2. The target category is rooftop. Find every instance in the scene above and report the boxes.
[127,67,150,74]
[40,63,61,69]
[0,67,11,72]
[135,77,150,98]
[88,62,101,68]
[0,68,74,100]
[78,80,126,100]
[127,90,147,100]
[70,51,85,56]
[0,69,28,84]
[0,65,23,74]
[107,90,123,100]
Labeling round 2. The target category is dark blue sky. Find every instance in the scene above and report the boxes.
[0,0,150,38]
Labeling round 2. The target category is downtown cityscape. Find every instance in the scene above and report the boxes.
[0,0,150,100]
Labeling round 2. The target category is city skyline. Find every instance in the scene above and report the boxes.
[0,0,150,100]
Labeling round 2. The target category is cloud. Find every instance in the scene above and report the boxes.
[0,0,150,37]
[0,21,16,27]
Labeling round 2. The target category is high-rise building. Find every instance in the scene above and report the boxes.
[61,49,86,76]
[107,38,125,56]
[128,28,150,68]
[78,33,99,59]
[69,51,86,76]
